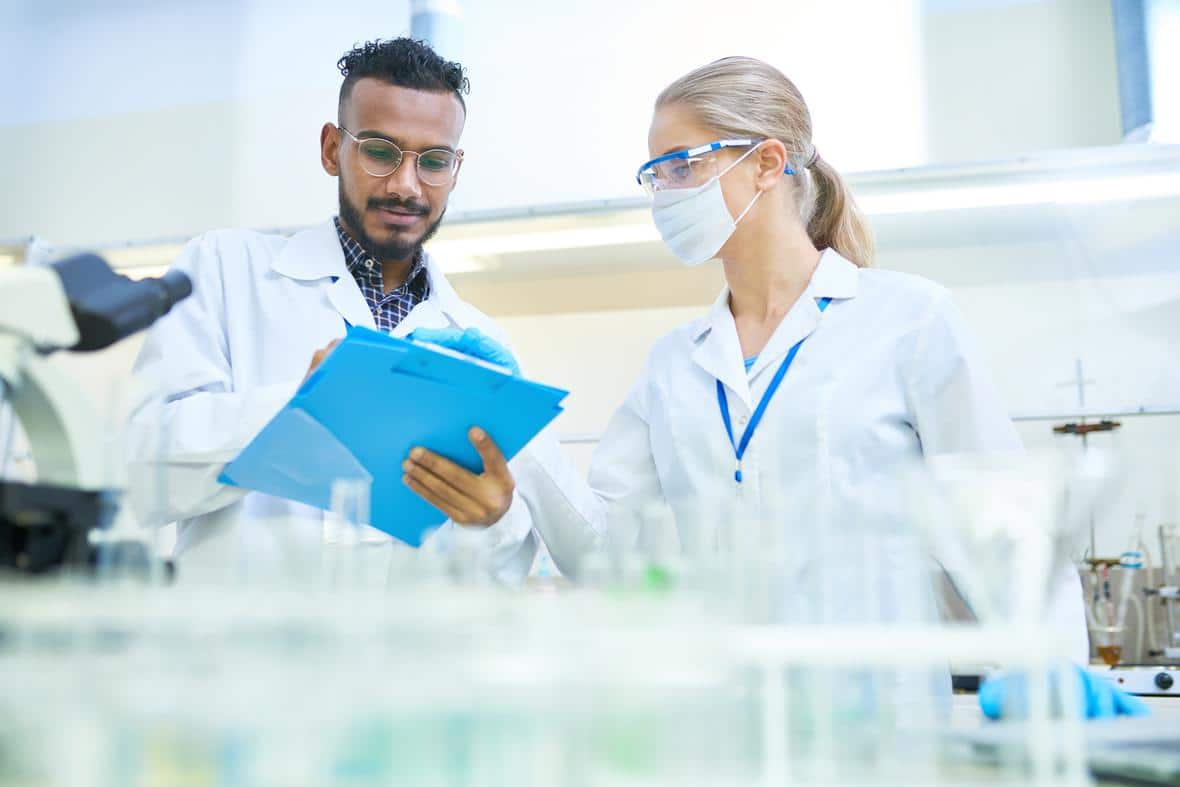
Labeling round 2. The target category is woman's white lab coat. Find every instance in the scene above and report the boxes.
[126,221,538,585]
[514,250,1088,662]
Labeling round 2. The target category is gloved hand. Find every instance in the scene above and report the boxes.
[408,326,521,376]
[979,664,1150,720]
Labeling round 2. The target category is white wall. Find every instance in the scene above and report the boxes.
[451,0,928,212]
[956,274,1180,556]
[920,0,1122,161]
[0,0,1122,246]
[0,0,407,245]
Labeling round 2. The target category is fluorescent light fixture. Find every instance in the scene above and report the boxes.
[101,243,185,269]
[118,264,173,280]
[101,242,491,276]
[428,223,660,258]
[430,253,493,274]
[859,172,1180,215]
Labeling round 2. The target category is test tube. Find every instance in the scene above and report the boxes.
[329,477,371,590]
[1162,524,1179,649]
[637,501,680,593]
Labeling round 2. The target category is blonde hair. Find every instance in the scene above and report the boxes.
[657,56,874,267]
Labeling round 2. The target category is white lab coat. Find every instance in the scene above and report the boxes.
[126,220,538,585]
[513,250,1089,662]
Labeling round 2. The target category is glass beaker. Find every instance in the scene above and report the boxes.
[1090,624,1125,666]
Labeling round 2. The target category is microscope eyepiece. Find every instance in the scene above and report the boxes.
[49,253,193,352]
[156,269,194,306]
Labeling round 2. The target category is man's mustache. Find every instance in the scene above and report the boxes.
[368,197,429,215]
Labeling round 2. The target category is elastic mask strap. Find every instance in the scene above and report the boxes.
[711,141,762,185]
[710,142,765,225]
[734,188,764,225]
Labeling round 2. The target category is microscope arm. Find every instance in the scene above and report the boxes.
[1,351,108,490]
[0,266,106,490]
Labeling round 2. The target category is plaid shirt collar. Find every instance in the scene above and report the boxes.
[333,216,431,331]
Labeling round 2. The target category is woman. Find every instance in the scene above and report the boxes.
[407,56,1086,660]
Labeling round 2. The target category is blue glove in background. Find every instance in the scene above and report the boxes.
[979,664,1150,721]
[408,326,522,376]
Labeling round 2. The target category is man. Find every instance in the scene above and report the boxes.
[128,38,538,584]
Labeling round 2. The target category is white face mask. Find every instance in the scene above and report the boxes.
[650,145,764,266]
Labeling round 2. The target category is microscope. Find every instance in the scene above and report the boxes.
[0,254,190,573]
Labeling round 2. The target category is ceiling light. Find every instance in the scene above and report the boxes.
[430,253,494,274]
[118,264,173,281]
[101,243,185,269]
[859,172,1180,215]
[427,223,660,258]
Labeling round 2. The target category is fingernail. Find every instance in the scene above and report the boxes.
[411,448,423,460]
[402,460,413,472]
[472,428,485,442]
[402,475,411,486]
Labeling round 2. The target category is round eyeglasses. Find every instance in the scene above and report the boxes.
[338,126,463,186]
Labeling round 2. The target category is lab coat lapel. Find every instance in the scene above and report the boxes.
[691,290,752,411]
[747,298,823,379]
[325,276,376,331]
[270,220,375,330]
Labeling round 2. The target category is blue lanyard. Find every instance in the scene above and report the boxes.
[716,297,831,484]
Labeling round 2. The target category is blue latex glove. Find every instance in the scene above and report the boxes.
[407,326,521,376]
[979,664,1150,720]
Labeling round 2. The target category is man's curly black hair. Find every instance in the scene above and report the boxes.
[337,38,470,120]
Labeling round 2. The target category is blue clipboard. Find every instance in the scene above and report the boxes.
[218,327,568,546]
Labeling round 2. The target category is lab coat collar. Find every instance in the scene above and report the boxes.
[808,248,860,302]
[270,220,470,334]
[688,249,860,405]
[270,220,349,281]
[690,289,752,409]
[270,221,373,330]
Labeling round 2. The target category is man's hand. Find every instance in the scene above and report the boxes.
[304,338,341,381]
[402,428,515,527]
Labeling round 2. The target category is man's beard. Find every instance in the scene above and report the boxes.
[338,180,446,263]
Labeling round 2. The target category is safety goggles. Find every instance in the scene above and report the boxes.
[636,138,792,196]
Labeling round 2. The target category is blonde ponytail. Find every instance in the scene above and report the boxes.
[657,56,874,267]
[805,155,874,268]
